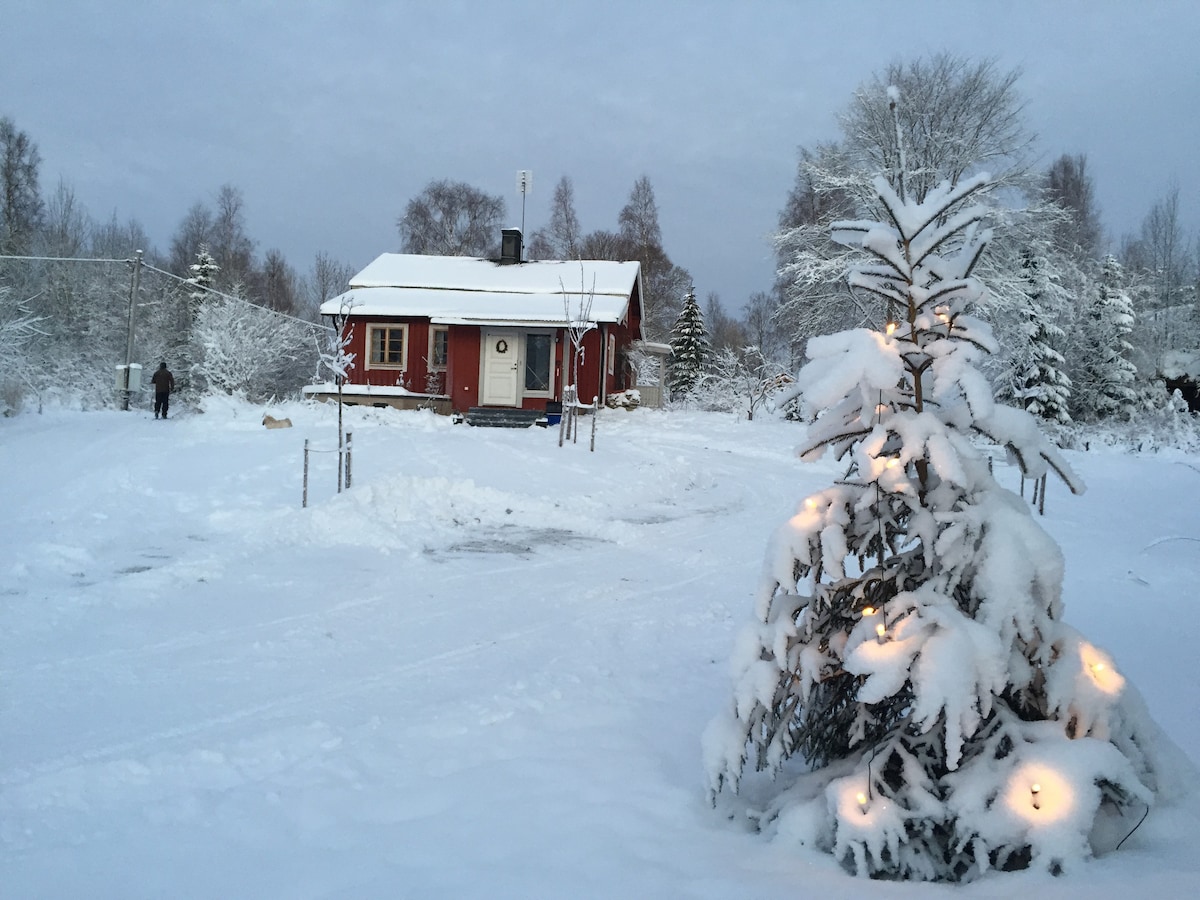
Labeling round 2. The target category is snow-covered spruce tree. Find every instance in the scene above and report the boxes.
[667,288,709,399]
[187,244,220,318]
[174,245,221,392]
[1075,255,1138,422]
[704,172,1158,881]
[1014,250,1072,425]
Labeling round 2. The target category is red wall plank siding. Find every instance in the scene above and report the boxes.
[446,327,481,412]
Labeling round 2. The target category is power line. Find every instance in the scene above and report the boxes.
[140,261,332,332]
[0,253,131,264]
[1,252,332,333]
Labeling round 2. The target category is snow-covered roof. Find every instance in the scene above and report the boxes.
[1161,350,1200,380]
[632,340,673,355]
[321,254,641,327]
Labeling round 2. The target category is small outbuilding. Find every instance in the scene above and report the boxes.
[305,230,644,418]
[1161,349,1200,412]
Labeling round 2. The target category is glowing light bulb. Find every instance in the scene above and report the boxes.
[861,606,876,617]
[805,498,818,509]
[875,622,887,642]
[856,792,869,814]
[885,322,897,335]
[1079,642,1123,695]
[1031,783,1042,810]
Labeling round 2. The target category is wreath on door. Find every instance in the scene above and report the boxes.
[495,339,508,354]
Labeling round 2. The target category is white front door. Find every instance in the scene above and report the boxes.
[481,331,519,406]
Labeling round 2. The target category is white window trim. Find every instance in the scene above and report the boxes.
[522,330,555,398]
[366,323,409,371]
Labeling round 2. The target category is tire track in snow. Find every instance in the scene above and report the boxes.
[7,592,455,676]
[3,534,580,678]
[2,565,715,789]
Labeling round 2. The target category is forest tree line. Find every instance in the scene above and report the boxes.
[2,53,1197,426]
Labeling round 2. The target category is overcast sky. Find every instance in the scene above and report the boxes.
[4,1,1198,308]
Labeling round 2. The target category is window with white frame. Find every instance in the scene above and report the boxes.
[429,326,449,370]
[367,324,407,369]
[524,332,553,394]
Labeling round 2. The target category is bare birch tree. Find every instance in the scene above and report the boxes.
[397,179,506,257]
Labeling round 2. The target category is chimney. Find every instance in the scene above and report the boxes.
[500,228,523,264]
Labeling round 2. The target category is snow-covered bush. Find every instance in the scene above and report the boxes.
[0,286,42,414]
[704,172,1160,882]
[1061,386,1200,454]
[605,389,641,410]
[192,290,319,400]
[689,346,792,420]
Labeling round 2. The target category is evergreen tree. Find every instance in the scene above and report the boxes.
[1015,251,1072,424]
[1076,256,1138,420]
[178,245,221,393]
[667,288,708,399]
[187,245,220,319]
[705,170,1158,881]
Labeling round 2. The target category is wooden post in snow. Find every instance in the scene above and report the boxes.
[590,396,597,452]
[303,439,310,508]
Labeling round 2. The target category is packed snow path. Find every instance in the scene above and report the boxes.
[1,399,1197,897]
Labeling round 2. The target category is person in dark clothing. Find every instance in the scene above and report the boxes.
[151,362,175,419]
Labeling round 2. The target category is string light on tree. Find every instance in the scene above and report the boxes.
[1079,641,1124,695]
[1004,767,1076,826]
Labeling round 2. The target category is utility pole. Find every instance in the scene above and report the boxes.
[122,250,143,411]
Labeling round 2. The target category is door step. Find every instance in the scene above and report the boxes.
[465,407,544,428]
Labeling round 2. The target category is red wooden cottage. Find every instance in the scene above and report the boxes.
[304,230,644,419]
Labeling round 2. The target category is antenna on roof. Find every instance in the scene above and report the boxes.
[516,170,532,245]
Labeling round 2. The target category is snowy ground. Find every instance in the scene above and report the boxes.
[2,397,1198,899]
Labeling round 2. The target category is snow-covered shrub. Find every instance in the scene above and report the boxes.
[0,289,36,361]
[1061,386,1200,454]
[0,287,43,414]
[605,389,641,410]
[192,291,318,400]
[689,346,792,420]
[704,172,1160,882]
[629,346,662,388]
